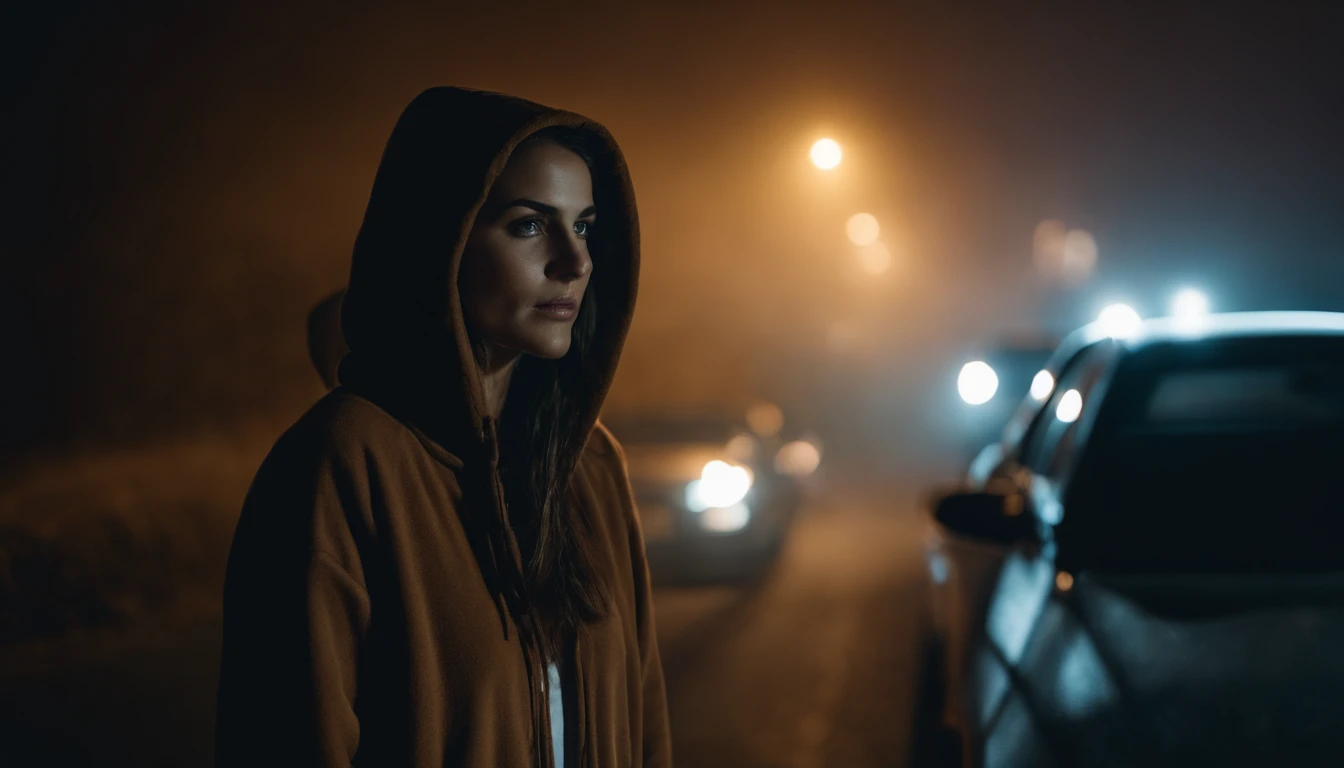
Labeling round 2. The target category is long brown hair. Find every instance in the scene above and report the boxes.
[481,126,613,658]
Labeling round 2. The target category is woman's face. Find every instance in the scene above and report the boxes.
[460,140,595,364]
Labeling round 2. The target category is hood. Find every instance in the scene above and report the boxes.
[338,86,639,460]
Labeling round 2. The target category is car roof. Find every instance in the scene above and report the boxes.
[1054,311,1344,364]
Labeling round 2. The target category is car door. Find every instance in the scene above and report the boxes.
[936,340,1116,731]
[963,345,1120,766]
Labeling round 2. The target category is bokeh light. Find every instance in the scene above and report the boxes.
[774,439,822,477]
[1029,370,1055,402]
[810,138,842,170]
[725,433,758,462]
[1097,303,1142,338]
[699,503,751,533]
[1171,288,1210,318]
[746,401,784,437]
[1056,389,1083,423]
[687,460,754,510]
[1033,220,1098,285]
[857,241,893,275]
[957,361,1000,406]
[845,213,880,246]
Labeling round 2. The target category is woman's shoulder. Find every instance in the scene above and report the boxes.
[234,391,404,584]
[258,389,421,480]
[584,419,625,461]
[576,419,636,524]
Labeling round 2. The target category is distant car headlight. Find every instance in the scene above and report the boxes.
[775,439,822,477]
[685,460,754,512]
[958,361,999,405]
[699,503,751,533]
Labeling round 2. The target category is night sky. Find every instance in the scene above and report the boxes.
[7,2,1343,460]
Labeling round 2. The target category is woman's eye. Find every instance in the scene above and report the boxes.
[512,219,543,237]
[574,220,592,238]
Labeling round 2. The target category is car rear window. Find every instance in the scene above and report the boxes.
[1059,335,1344,574]
[1141,367,1344,426]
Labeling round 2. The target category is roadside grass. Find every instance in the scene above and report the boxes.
[0,429,276,647]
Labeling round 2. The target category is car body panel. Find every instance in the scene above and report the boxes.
[926,311,1344,762]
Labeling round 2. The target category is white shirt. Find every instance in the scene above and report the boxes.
[547,661,565,767]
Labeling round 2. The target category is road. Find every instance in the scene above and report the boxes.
[0,484,928,768]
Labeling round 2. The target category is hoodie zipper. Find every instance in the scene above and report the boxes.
[481,416,554,768]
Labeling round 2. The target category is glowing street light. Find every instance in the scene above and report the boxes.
[1171,288,1210,318]
[958,361,1000,406]
[810,138,842,170]
[1097,303,1142,338]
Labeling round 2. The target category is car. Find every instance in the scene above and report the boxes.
[601,408,819,583]
[920,324,1114,758]
[913,311,1344,766]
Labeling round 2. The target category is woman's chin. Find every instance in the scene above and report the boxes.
[520,336,573,360]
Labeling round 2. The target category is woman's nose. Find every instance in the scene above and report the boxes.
[548,233,592,282]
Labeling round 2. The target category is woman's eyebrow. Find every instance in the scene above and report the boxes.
[506,198,557,215]
[504,199,596,218]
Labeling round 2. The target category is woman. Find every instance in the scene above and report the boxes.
[215,87,671,767]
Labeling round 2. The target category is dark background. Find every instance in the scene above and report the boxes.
[7,1,1343,465]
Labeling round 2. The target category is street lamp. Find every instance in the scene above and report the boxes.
[1171,288,1210,318]
[1097,303,1142,338]
[810,138,842,170]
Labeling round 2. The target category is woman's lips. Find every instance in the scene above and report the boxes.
[534,298,578,320]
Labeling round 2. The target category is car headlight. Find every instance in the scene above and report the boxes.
[699,503,751,533]
[685,460,754,512]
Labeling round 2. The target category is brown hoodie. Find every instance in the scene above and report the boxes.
[214,87,671,767]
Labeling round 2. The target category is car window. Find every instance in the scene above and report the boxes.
[1059,335,1344,574]
[1003,340,1102,453]
[1020,342,1115,477]
[1138,367,1344,426]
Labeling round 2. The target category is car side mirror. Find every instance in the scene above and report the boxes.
[930,487,1038,546]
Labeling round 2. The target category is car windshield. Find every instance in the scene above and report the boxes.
[1060,335,1344,574]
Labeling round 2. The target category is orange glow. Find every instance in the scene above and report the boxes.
[775,440,822,477]
[857,241,892,275]
[810,138,842,170]
[845,213,880,246]
[746,401,785,437]
[1055,571,1075,592]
